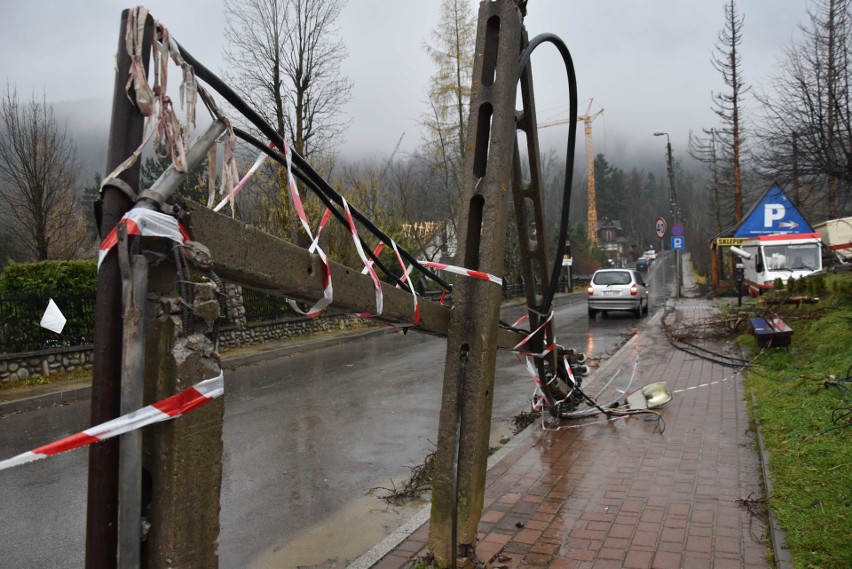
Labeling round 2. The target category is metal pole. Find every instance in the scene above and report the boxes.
[136,119,227,211]
[117,226,148,569]
[664,139,681,299]
[88,10,152,568]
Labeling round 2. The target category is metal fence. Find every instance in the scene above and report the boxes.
[240,288,298,321]
[0,292,97,353]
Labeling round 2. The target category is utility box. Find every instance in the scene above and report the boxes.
[749,317,793,348]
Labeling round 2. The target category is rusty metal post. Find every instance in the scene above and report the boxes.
[428,1,524,563]
[88,10,152,569]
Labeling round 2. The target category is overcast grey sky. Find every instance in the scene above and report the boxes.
[0,0,812,167]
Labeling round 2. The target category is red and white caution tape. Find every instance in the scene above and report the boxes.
[308,208,333,253]
[98,209,190,269]
[512,311,556,357]
[280,140,333,317]
[360,242,385,275]
[672,369,741,394]
[213,146,270,213]
[343,196,383,316]
[0,372,224,472]
[421,261,502,286]
[391,241,419,324]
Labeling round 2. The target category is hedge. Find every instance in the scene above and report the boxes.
[0,260,97,296]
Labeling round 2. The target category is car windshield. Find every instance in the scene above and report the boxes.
[593,271,631,285]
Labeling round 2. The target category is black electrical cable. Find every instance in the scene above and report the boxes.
[660,303,751,368]
[569,382,666,433]
[232,127,413,293]
[175,41,452,292]
[517,34,578,317]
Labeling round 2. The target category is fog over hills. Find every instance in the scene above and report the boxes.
[55,95,679,200]
[54,98,112,189]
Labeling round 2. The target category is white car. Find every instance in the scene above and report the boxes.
[643,250,657,260]
[587,269,650,318]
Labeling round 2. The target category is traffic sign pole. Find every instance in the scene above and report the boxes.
[671,225,685,299]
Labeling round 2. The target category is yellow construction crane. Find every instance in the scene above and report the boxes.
[539,99,604,244]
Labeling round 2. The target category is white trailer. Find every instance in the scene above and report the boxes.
[739,232,823,295]
[814,216,852,262]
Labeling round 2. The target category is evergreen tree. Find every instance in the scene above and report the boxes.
[420,0,477,240]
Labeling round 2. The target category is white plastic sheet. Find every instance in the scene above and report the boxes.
[39,298,66,334]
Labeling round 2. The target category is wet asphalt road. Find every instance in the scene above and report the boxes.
[0,255,674,568]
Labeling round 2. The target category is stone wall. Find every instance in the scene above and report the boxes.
[0,345,93,383]
[0,313,367,384]
[217,313,367,349]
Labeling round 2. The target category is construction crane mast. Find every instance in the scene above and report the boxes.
[578,99,603,244]
[538,99,604,244]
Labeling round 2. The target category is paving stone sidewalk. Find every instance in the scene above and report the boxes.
[360,266,770,568]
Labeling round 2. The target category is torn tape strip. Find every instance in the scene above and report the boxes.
[0,372,224,472]
[213,145,271,213]
[512,311,555,357]
[421,261,502,286]
[98,209,189,270]
[308,208,332,254]
[343,197,383,316]
[361,242,385,275]
[391,241,419,324]
[354,242,386,318]
[280,140,333,317]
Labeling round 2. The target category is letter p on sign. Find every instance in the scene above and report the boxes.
[764,204,786,227]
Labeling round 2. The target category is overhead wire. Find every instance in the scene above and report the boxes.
[232,127,413,292]
[517,34,578,319]
[174,41,452,293]
[513,34,579,403]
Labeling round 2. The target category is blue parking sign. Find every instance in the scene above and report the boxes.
[671,236,685,250]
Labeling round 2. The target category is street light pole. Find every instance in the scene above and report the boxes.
[654,132,681,299]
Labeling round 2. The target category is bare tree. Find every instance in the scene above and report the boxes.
[689,128,725,234]
[224,0,352,158]
[420,0,476,238]
[755,0,852,219]
[710,0,750,222]
[224,0,353,242]
[0,87,88,261]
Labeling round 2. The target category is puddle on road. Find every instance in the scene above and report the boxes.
[249,493,427,569]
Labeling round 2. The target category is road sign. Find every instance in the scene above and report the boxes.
[716,237,743,246]
[672,223,685,237]
[672,236,685,250]
[655,217,667,239]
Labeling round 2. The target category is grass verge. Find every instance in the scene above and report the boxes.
[743,272,851,568]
